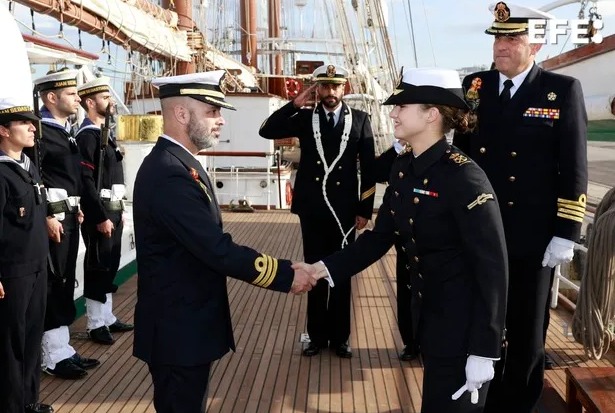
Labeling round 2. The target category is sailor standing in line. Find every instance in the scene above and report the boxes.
[76,77,134,346]
[27,69,100,380]
[0,102,54,413]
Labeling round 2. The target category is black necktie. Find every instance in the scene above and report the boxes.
[327,112,335,128]
[500,79,514,104]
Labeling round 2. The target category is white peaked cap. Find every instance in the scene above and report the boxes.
[312,64,349,84]
[151,70,236,110]
[383,67,468,109]
[486,2,556,35]
[78,76,111,97]
[0,6,38,122]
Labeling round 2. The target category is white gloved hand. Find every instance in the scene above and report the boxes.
[451,355,495,404]
[541,236,575,268]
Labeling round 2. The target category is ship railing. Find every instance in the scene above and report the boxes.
[550,242,588,310]
[197,150,285,210]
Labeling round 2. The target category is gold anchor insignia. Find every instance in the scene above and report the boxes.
[467,193,495,210]
[547,92,557,101]
[19,207,25,217]
[449,153,470,165]
[494,2,510,22]
[326,65,336,77]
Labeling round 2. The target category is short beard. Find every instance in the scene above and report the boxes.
[320,96,340,109]
[187,111,218,150]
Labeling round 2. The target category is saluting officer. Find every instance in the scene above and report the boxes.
[132,70,321,413]
[300,68,509,413]
[76,77,133,346]
[453,3,588,413]
[0,101,52,413]
[27,69,100,380]
[259,64,377,358]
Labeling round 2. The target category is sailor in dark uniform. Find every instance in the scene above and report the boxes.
[259,64,377,358]
[132,70,322,413]
[0,99,53,413]
[76,77,133,346]
[300,68,509,413]
[27,69,100,380]
[453,4,588,412]
[375,142,419,361]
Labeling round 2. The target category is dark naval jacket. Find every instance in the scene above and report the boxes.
[454,65,588,257]
[76,118,125,225]
[322,140,508,358]
[0,153,48,279]
[132,137,295,366]
[259,101,376,219]
[24,108,82,197]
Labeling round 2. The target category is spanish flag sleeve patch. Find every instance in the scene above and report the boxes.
[557,194,586,223]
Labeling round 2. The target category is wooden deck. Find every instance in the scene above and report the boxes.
[40,210,615,412]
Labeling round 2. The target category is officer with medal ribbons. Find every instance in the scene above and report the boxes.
[132,70,322,413]
[297,67,509,413]
[76,77,133,346]
[453,3,588,413]
[0,6,53,411]
[27,69,101,380]
[259,64,377,358]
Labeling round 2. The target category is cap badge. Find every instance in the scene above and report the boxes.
[494,2,511,22]
[547,92,557,101]
[326,65,336,78]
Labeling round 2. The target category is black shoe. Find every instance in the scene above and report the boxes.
[332,343,352,358]
[89,326,115,345]
[544,353,555,370]
[43,359,87,380]
[108,320,134,333]
[70,353,100,370]
[25,403,54,413]
[302,343,322,357]
[399,345,419,361]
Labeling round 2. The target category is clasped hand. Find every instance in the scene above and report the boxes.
[289,261,329,295]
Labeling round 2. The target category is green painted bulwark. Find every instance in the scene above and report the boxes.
[75,259,138,318]
[588,120,615,142]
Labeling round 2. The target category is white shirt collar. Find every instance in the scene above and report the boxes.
[499,63,534,98]
[160,134,196,157]
[323,104,343,125]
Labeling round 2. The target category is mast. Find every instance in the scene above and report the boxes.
[162,0,196,74]
[240,0,258,70]
[268,0,282,75]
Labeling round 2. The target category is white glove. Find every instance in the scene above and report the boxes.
[451,355,495,404]
[541,236,575,268]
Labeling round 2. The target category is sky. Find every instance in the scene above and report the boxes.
[387,0,615,70]
[3,0,615,92]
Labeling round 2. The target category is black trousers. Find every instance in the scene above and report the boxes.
[0,270,47,413]
[148,363,211,413]
[82,211,123,303]
[395,245,416,350]
[421,354,490,413]
[484,255,552,413]
[45,214,80,330]
[299,213,354,347]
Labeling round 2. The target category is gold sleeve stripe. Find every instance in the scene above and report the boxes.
[557,203,585,214]
[557,211,584,223]
[557,195,587,208]
[252,254,278,288]
[361,186,376,200]
[557,206,585,218]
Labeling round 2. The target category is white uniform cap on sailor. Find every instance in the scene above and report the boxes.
[312,64,349,84]
[151,70,236,111]
[485,2,555,35]
[34,69,80,92]
[78,77,111,98]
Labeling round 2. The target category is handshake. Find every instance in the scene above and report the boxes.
[288,261,333,294]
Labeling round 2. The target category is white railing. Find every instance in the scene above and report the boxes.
[550,242,588,309]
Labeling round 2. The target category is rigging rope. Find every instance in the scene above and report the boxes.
[572,188,615,359]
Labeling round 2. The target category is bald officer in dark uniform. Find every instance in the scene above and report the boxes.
[133,70,321,413]
[453,3,588,413]
[259,64,377,358]
[301,67,508,413]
